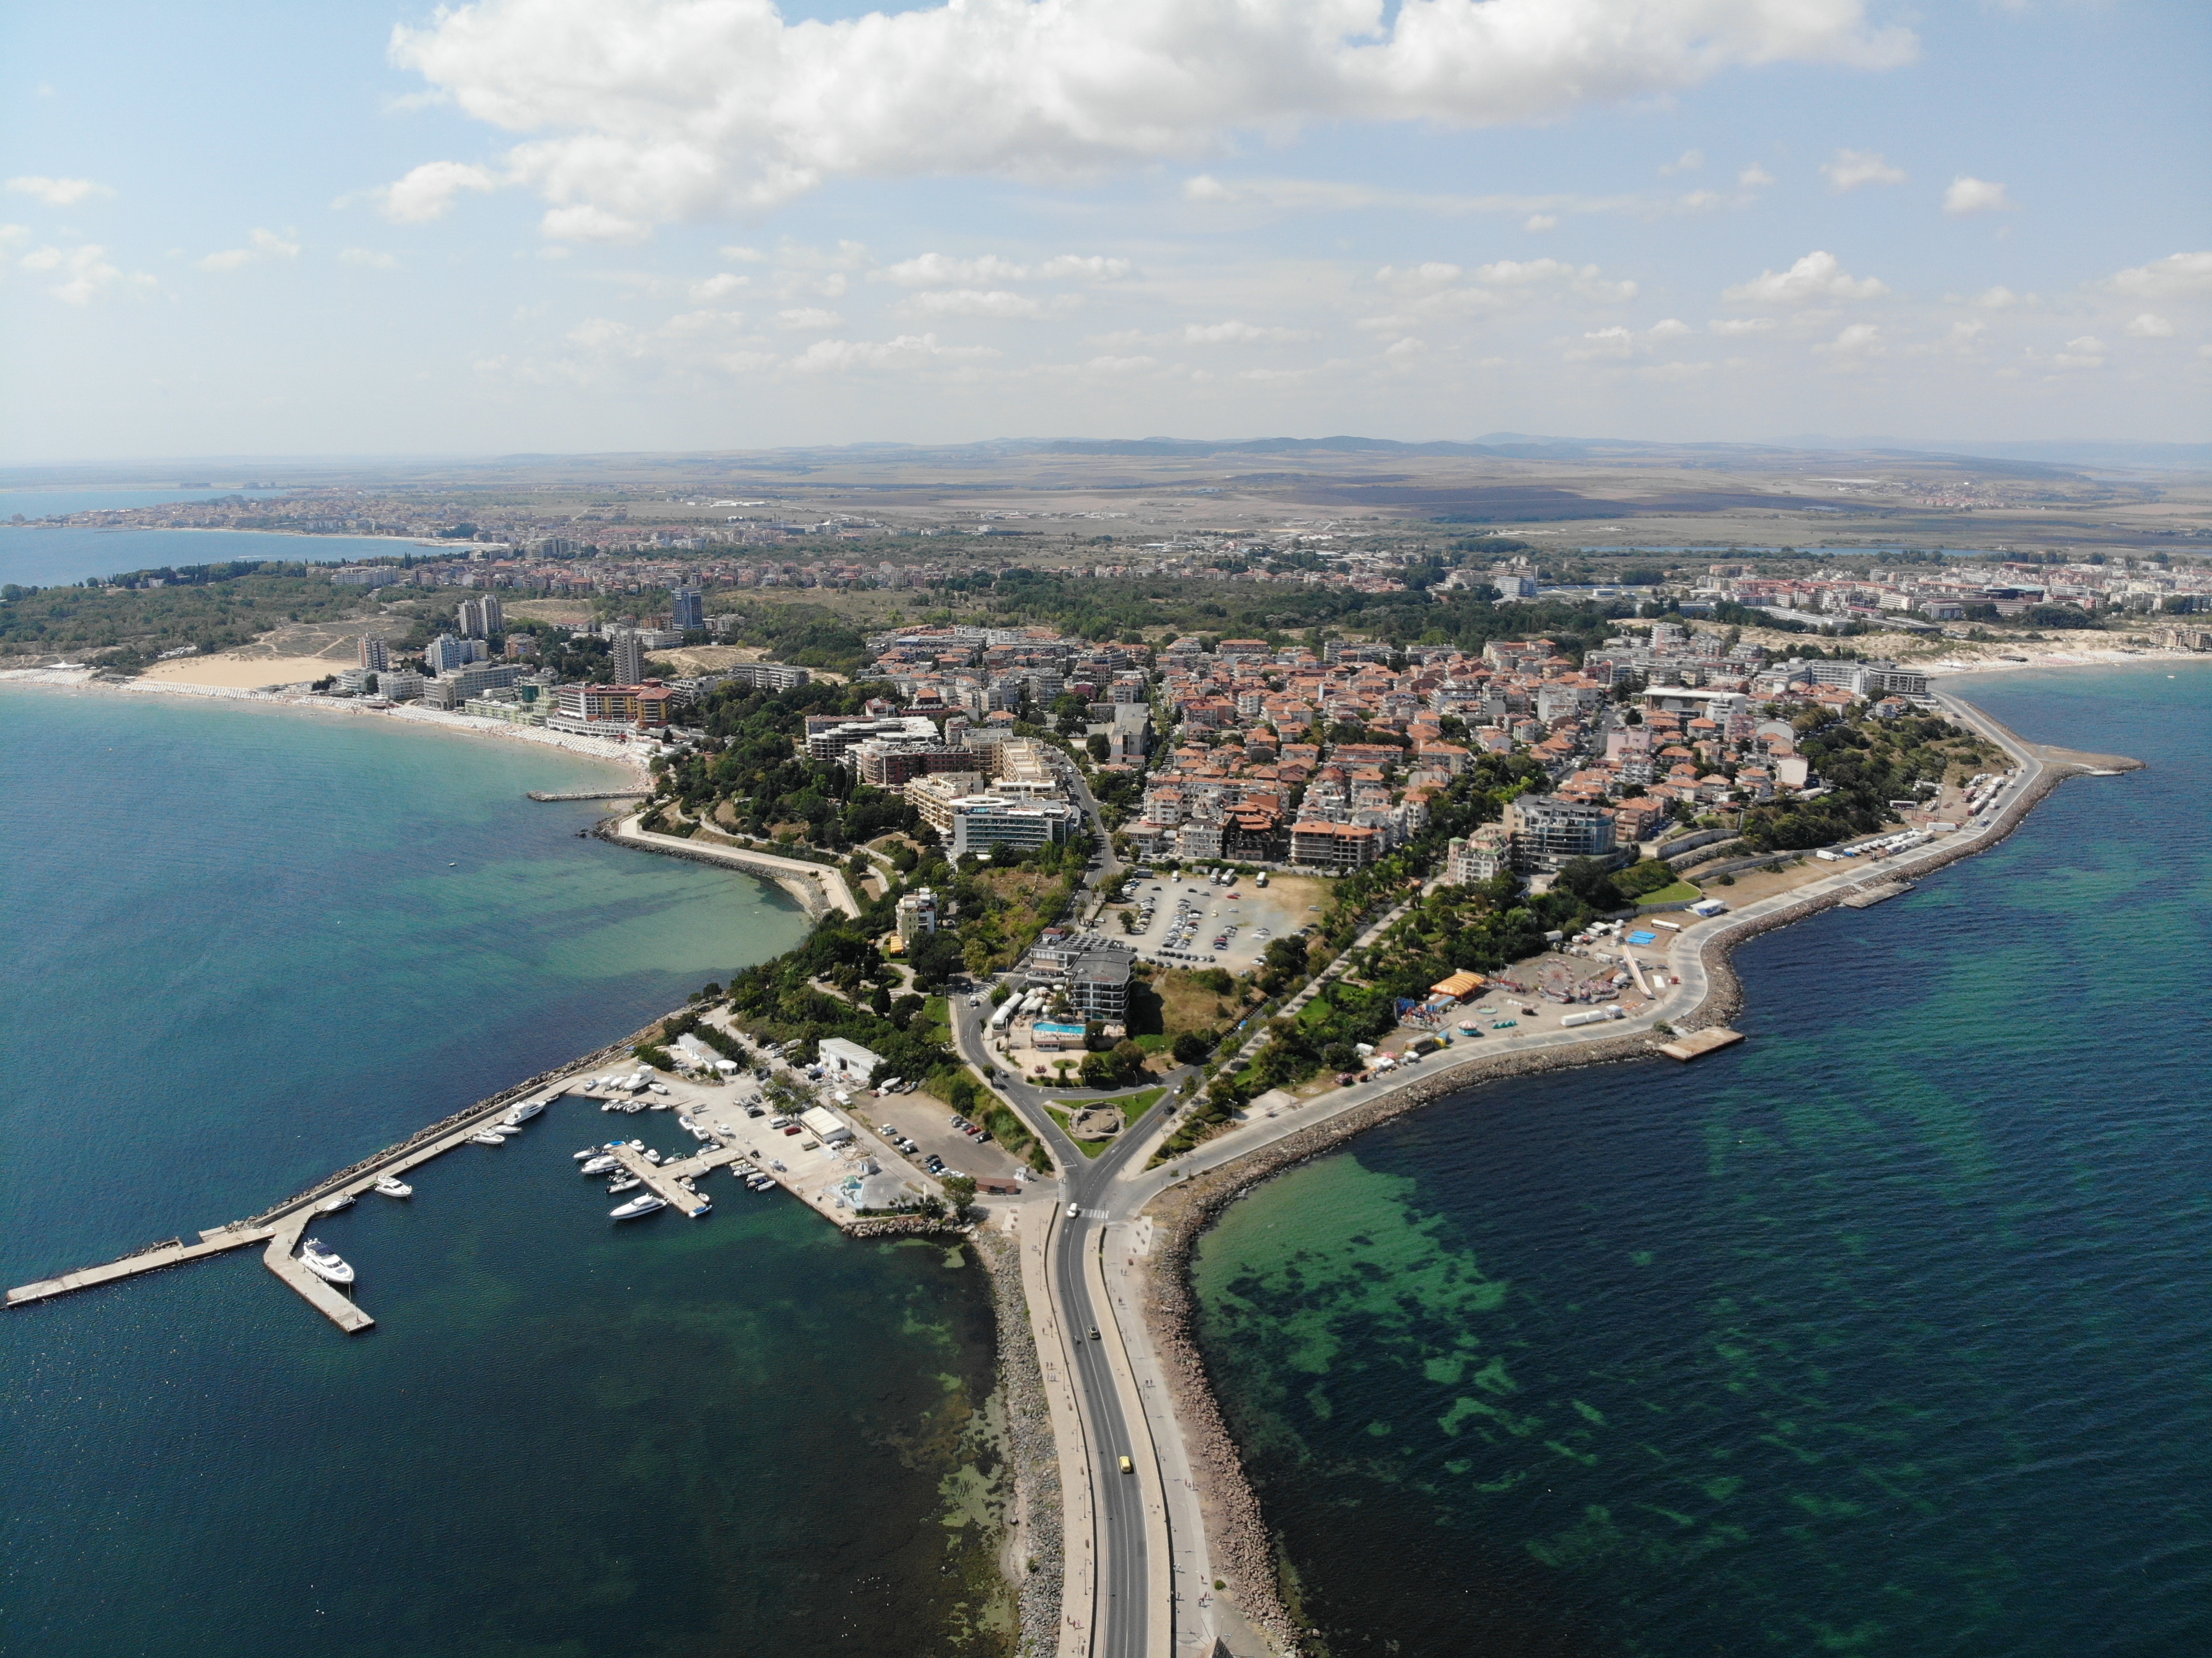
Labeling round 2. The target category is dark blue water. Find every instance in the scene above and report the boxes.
[1193,663,2212,1658]
[1,524,404,588]
[1,687,1016,1656]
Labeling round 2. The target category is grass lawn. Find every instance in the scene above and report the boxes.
[1633,879,1704,906]
[1045,1087,1166,1157]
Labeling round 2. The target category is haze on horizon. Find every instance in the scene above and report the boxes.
[3,0,2207,464]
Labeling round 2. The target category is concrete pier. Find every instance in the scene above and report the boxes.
[7,1227,273,1308]
[262,1213,375,1333]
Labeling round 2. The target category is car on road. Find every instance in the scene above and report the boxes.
[1117,1456,1134,1475]
[1089,1326,1100,1341]
[1067,1202,1080,1218]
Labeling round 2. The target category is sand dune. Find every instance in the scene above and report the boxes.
[140,654,340,688]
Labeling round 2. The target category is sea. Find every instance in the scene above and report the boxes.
[2,520,408,591]
[1192,662,2212,1658]
[1,687,1015,1657]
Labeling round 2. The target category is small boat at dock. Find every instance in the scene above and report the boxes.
[580,1154,618,1175]
[373,1176,412,1198]
[608,1175,641,1194]
[471,1131,506,1146]
[503,1101,545,1125]
[317,1193,356,1215]
[299,1239,354,1284]
[610,1193,666,1221]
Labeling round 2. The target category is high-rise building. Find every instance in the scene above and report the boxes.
[670,586,705,631]
[458,596,504,639]
[611,632,645,684]
[356,634,389,671]
[423,634,473,674]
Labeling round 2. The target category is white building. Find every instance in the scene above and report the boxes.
[817,1037,884,1083]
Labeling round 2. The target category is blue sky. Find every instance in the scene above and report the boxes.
[3,0,2207,460]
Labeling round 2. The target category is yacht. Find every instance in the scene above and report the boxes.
[580,1154,618,1175]
[610,1193,667,1221]
[573,1147,599,1160]
[298,1239,354,1284]
[607,1174,642,1194]
[492,1124,525,1137]
[316,1193,356,1215]
[504,1100,546,1125]
[471,1131,506,1146]
[372,1176,412,1198]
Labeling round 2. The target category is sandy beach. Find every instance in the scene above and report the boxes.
[0,665,654,780]
[140,653,342,688]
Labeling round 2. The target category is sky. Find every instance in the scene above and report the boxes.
[2,0,2208,461]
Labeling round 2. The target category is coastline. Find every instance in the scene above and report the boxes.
[1125,692,2139,1656]
[0,665,654,782]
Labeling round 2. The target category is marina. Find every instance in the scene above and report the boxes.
[8,1022,945,1332]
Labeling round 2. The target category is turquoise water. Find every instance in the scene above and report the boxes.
[1,524,402,588]
[1,688,1014,1656]
[1193,663,2212,1657]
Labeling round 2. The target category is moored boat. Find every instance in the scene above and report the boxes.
[503,1100,545,1125]
[580,1154,618,1175]
[471,1131,506,1146]
[298,1239,354,1284]
[610,1193,666,1221]
[316,1193,356,1215]
[372,1176,412,1198]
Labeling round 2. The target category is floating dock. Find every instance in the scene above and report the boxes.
[1653,1026,1746,1062]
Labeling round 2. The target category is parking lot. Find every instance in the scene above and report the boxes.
[859,1088,1030,1184]
[1115,873,1329,974]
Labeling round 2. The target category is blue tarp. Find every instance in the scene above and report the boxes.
[1627,930,1658,945]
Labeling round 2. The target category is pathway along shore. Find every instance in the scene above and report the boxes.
[1114,694,2141,1656]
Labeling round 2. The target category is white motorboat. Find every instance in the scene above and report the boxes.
[317,1193,356,1215]
[644,1150,663,1164]
[607,1175,642,1194]
[372,1176,412,1198]
[492,1124,525,1137]
[610,1193,666,1221]
[580,1154,618,1175]
[471,1131,506,1146]
[573,1148,599,1160]
[298,1239,354,1284]
[504,1100,545,1125]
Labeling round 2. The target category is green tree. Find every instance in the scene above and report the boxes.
[939,1173,977,1216]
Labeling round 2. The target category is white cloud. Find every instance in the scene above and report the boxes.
[896,288,1064,319]
[1647,317,1691,339]
[1523,213,1558,230]
[6,175,115,206]
[1816,322,1884,356]
[341,247,399,269]
[20,243,155,305]
[1821,148,1905,190]
[542,202,651,243]
[1566,325,1634,360]
[789,333,1000,373]
[879,251,1129,287]
[1183,320,1315,345]
[1973,285,2021,309]
[1471,257,1637,301]
[1708,316,1775,335]
[386,0,1915,226]
[2105,251,2212,300]
[718,244,768,263]
[1722,249,1887,304]
[2125,313,2174,338]
[2054,334,2105,368]
[374,159,497,223]
[689,272,748,300]
[1384,337,1426,359]
[1658,148,1704,177]
[199,228,301,271]
[775,307,842,331]
[1738,163,1775,187]
[1943,176,2013,216]
[1675,188,1721,212]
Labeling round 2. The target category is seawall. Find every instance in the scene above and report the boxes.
[1135,707,2136,1656]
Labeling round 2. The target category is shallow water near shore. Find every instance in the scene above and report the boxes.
[1192,662,2212,1658]
[1,687,1013,1657]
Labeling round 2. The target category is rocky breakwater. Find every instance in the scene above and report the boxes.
[973,1227,1065,1658]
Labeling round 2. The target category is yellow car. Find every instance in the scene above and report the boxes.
[1117,1455,1134,1475]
